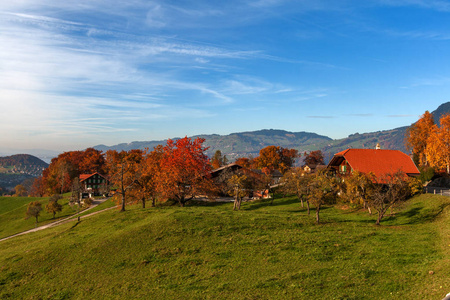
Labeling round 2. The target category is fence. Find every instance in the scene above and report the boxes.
[424,186,450,196]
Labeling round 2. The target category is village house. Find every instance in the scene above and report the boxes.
[326,147,420,181]
[79,172,110,199]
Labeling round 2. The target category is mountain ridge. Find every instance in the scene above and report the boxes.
[90,101,449,162]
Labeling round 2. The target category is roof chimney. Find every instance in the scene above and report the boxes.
[376,143,381,150]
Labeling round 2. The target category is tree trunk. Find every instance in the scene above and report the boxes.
[300,197,304,207]
[375,211,384,225]
[120,194,126,212]
[315,206,320,224]
[142,196,146,209]
[35,216,38,228]
[152,198,156,207]
[306,201,310,215]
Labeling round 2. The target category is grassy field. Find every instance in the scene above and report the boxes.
[0,194,449,299]
[0,195,115,240]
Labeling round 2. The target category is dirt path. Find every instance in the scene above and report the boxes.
[0,198,116,243]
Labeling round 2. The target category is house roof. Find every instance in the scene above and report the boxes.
[79,172,108,182]
[327,149,420,179]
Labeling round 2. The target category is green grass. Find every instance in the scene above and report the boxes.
[0,194,103,239]
[0,194,449,299]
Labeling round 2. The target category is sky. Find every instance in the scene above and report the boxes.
[2,0,450,153]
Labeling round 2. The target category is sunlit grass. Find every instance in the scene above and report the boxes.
[0,194,449,299]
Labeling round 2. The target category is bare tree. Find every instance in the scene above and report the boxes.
[370,170,411,225]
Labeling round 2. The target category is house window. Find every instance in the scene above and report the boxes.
[340,165,347,173]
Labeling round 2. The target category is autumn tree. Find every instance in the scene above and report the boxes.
[307,171,336,224]
[39,148,106,195]
[46,194,63,219]
[14,184,28,197]
[343,171,376,214]
[157,137,217,207]
[426,114,450,173]
[228,174,251,210]
[30,176,45,197]
[130,147,162,208]
[406,110,435,166]
[235,157,252,168]
[211,150,228,169]
[26,201,42,227]
[370,170,411,225]
[106,149,143,212]
[303,150,325,166]
[281,167,312,214]
[253,146,298,174]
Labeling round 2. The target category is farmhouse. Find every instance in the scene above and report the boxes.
[327,148,420,180]
[79,172,110,198]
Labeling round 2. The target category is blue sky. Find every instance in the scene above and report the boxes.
[1,0,450,152]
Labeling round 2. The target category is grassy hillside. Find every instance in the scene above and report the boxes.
[0,195,114,239]
[0,194,449,299]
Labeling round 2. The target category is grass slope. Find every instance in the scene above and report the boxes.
[0,195,115,240]
[0,194,449,299]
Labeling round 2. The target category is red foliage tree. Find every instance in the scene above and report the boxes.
[156,137,217,207]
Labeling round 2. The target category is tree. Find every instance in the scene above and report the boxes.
[370,170,411,225]
[14,184,28,197]
[307,172,336,224]
[303,150,325,166]
[46,194,63,219]
[157,137,217,207]
[406,110,435,166]
[343,171,376,214]
[253,146,298,174]
[106,149,143,212]
[211,150,228,169]
[130,147,162,208]
[26,201,42,227]
[281,167,312,214]
[227,174,250,210]
[235,157,252,168]
[426,114,450,173]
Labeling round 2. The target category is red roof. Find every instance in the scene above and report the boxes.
[79,172,108,182]
[329,149,420,179]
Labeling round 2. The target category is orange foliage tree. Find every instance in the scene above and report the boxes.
[156,137,216,207]
[38,148,106,195]
[253,145,298,174]
[426,114,450,173]
[406,110,435,166]
[106,149,143,212]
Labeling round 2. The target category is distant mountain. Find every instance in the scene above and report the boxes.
[94,102,450,163]
[0,154,48,177]
[94,129,333,161]
[0,154,48,192]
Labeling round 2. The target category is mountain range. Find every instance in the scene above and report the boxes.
[94,102,450,163]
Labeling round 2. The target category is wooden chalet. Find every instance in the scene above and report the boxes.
[79,172,110,199]
[327,148,420,181]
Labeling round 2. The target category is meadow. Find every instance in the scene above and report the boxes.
[0,194,449,299]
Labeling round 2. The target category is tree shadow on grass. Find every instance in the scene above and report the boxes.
[242,197,299,211]
[383,203,450,225]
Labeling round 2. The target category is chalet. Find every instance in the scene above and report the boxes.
[327,148,420,181]
[302,164,326,174]
[79,172,110,198]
